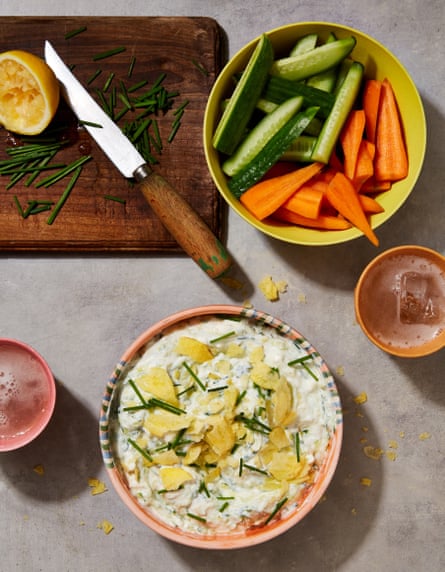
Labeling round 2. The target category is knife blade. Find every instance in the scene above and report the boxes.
[44,41,231,279]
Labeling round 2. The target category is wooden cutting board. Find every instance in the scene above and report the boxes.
[0,17,226,252]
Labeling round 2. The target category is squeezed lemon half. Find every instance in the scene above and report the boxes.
[0,50,60,135]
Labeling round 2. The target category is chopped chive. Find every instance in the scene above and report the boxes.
[28,204,53,215]
[207,385,228,393]
[167,121,181,144]
[118,91,133,111]
[128,56,136,78]
[187,513,206,523]
[235,414,271,433]
[104,194,126,204]
[96,88,111,115]
[151,72,167,90]
[288,354,318,381]
[93,46,126,61]
[87,68,102,85]
[238,458,244,477]
[288,355,313,366]
[210,331,236,343]
[103,72,115,92]
[176,384,195,398]
[219,502,229,512]
[192,58,209,76]
[264,497,288,525]
[302,362,318,381]
[243,463,268,476]
[183,362,206,391]
[148,397,186,415]
[199,481,210,498]
[37,155,92,188]
[295,432,301,462]
[216,496,235,500]
[170,428,186,449]
[128,379,147,405]
[13,195,25,217]
[114,106,131,122]
[131,117,151,142]
[46,165,83,225]
[128,438,153,463]
[64,26,87,40]
[235,390,246,407]
[174,99,189,115]
[127,80,148,93]
[79,120,103,128]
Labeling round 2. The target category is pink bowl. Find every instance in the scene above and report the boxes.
[99,305,342,549]
[0,338,56,452]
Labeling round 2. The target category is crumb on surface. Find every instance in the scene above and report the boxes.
[419,432,431,441]
[353,392,368,405]
[33,464,44,476]
[360,477,372,487]
[97,520,114,535]
[363,445,384,460]
[258,275,287,301]
[335,365,345,376]
[88,478,108,495]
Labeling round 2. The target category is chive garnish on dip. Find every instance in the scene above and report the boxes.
[209,330,236,343]
[264,497,288,525]
[187,513,206,523]
[182,362,206,391]
[288,354,319,381]
[128,438,153,463]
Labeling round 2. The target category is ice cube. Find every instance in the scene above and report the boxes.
[395,271,439,324]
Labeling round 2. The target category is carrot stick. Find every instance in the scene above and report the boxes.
[352,139,375,190]
[359,194,384,214]
[374,78,408,182]
[340,109,366,180]
[240,162,324,220]
[325,171,379,246]
[363,79,382,143]
[360,177,392,194]
[282,185,325,219]
[274,207,352,230]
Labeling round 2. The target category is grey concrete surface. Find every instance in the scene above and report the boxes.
[0,1,444,571]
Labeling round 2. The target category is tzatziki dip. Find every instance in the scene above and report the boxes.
[110,315,339,536]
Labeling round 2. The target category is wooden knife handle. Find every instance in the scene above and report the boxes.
[135,166,231,279]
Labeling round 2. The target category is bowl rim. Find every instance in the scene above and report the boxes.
[0,337,56,452]
[203,21,427,247]
[99,304,343,549]
[354,245,445,357]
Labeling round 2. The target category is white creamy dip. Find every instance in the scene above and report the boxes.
[111,316,338,536]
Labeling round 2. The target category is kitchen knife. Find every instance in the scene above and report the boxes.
[44,41,231,279]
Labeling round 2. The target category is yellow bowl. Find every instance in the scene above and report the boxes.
[203,22,426,246]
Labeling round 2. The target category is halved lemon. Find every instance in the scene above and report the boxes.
[0,49,60,135]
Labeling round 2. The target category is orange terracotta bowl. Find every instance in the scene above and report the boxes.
[355,246,445,357]
[99,305,342,549]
